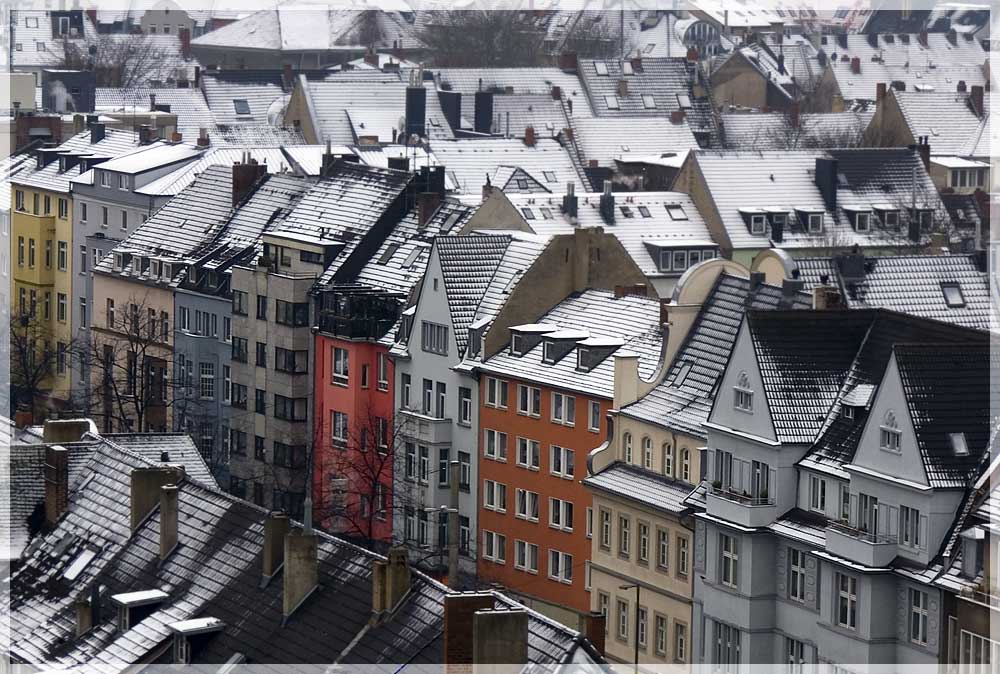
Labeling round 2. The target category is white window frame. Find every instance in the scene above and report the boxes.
[332,347,349,385]
[515,488,539,521]
[789,548,807,602]
[516,437,540,470]
[720,533,739,589]
[750,214,766,234]
[549,445,575,479]
[588,400,601,432]
[548,549,573,584]
[548,497,574,532]
[551,391,576,426]
[836,573,858,630]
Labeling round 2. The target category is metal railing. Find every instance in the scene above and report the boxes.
[827,520,897,545]
[709,483,775,506]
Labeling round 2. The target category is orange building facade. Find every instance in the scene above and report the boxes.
[477,372,609,617]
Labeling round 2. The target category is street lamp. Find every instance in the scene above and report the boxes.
[620,583,640,674]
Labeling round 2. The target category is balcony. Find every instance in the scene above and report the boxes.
[398,408,452,446]
[705,484,778,529]
[318,314,399,341]
[825,521,898,567]
[959,587,1000,610]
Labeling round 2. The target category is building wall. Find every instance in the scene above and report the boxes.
[476,375,608,616]
[314,332,395,542]
[711,55,769,110]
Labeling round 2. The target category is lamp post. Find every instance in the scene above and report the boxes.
[620,583,640,674]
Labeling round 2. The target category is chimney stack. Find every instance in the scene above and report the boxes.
[523,125,535,147]
[876,81,887,102]
[583,611,606,657]
[232,154,267,207]
[179,27,191,60]
[283,527,319,620]
[630,55,643,72]
[321,140,338,176]
[44,445,69,527]
[439,90,461,131]
[364,47,378,68]
[617,79,628,97]
[130,466,184,532]
[43,418,93,443]
[557,51,578,72]
[970,85,985,117]
[814,157,838,213]
[90,122,105,144]
[263,512,290,578]
[75,595,94,637]
[599,180,615,225]
[159,484,178,560]
[444,592,495,666]
[387,155,410,173]
[686,46,699,62]
[282,63,293,91]
[780,278,805,307]
[418,192,443,227]
[405,81,427,140]
[561,182,578,222]
[473,608,529,671]
[850,57,861,75]
[14,409,33,429]
[474,91,494,134]
[371,546,412,623]
[813,285,845,310]
[550,85,561,100]
[138,124,155,146]
[788,100,800,129]
[957,80,967,93]
[197,127,210,147]
[670,109,686,124]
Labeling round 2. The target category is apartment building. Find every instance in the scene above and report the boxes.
[584,261,810,666]
[692,308,990,668]
[391,227,648,584]
[10,124,139,411]
[476,288,662,627]
[228,160,413,515]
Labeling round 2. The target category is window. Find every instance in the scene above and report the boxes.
[376,353,389,390]
[458,387,472,425]
[789,548,807,602]
[360,364,370,389]
[551,392,575,425]
[275,300,308,326]
[854,212,869,232]
[435,382,447,418]
[233,99,251,115]
[485,377,509,408]
[712,621,739,670]
[484,429,508,461]
[516,437,540,469]
[550,445,575,479]
[720,533,739,588]
[622,432,633,463]
[255,389,266,414]
[750,214,766,234]
[600,508,612,550]
[482,530,506,563]
[515,540,539,573]
[199,363,215,399]
[942,283,965,308]
[656,528,670,570]
[883,210,900,228]
[637,607,647,649]
[255,341,267,367]
[17,237,24,265]
[232,337,248,363]
[517,384,541,416]
[401,373,411,407]
[604,95,620,110]
[880,410,901,452]
[515,489,539,521]
[672,250,688,271]
[663,443,674,476]
[586,507,593,538]
[232,291,248,316]
[655,615,667,655]
[223,366,231,403]
[419,446,430,484]
[836,573,858,629]
[809,213,825,233]
[275,347,307,374]
[548,550,573,583]
[331,411,349,445]
[786,637,806,674]
[809,475,826,512]
[638,522,650,565]
[618,515,631,558]
[642,436,653,469]
[120,210,128,230]
[332,347,349,385]
[28,239,35,267]
[106,298,116,328]
[57,241,66,270]
[900,505,922,548]
[101,206,109,226]
[642,94,656,109]
[908,589,929,645]
[57,293,66,322]
[617,599,629,640]
[483,480,507,512]
[422,379,433,413]
[421,321,448,355]
[549,497,573,532]
[734,371,753,411]
[588,400,601,432]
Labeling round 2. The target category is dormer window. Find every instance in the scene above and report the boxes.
[808,213,824,233]
[113,253,125,271]
[843,405,855,420]
[169,618,225,665]
[879,410,901,452]
[112,590,169,633]
[542,339,556,364]
[576,347,591,371]
[751,214,766,235]
[511,332,526,356]
[882,209,900,229]
[100,171,110,187]
[853,212,870,232]
[734,371,753,412]
[771,212,787,230]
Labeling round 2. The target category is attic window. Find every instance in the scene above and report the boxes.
[401,247,421,269]
[941,283,965,308]
[734,371,753,412]
[233,99,251,115]
[879,410,901,453]
[750,214,766,235]
[25,16,38,28]
[674,360,693,386]
[540,207,553,219]
[604,96,620,110]
[666,205,688,221]
[62,547,98,581]
[619,205,634,218]
[595,62,610,76]
[882,209,900,229]
[378,242,399,264]
[843,405,855,420]
[622,61,634,76]
[511,332,526,356]
[521,207,536,220]
[950,432,969,456]
[853,212,869,232]
[543,171,557,183]
[542,340,556,364]
[638,206,651,218]
[808,213,824,233]
[516,178,529,190]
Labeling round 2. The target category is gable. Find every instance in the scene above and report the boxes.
[851,353,928,486]
[707,319,777,442]
[409,246,459,359]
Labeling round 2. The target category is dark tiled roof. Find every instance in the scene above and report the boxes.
[583,461,695,514]
[793,253,993,331]
[6,443,598,666]
[436,234,512,357]
[578,57,692,117]
[894,342,995,488]
[942,192,985,230]
[100,434,218,489]
[621,273,810,437]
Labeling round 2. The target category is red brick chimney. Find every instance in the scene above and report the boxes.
[14,408,33,428]
[558,51,578,72]
[584,611,606,657]
[551,85,561,100]
[524,125,536,147]
[630,55,643,72]
[686,46,699,62]
[788,101,800,128]
[364,47,378,68]
[197,127,210,147]
[970,85,985,117]
[44,445,69,527]
[418,192,442,227]
[876,82,887,102]
[850,57,861,74]
[444,593,495,667]
[670,109,686,124]
[179,28,191,60]
[232,154,267,207]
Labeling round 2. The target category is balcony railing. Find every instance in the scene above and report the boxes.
[826,520,897,545]
[710,484,775,507]
[317,314,398,340]
[959,587,1000,610]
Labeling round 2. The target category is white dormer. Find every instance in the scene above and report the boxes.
[111,589,169,632]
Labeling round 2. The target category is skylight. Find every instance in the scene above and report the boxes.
[233,99,251,115]
[638,206,651,218]
[674,360,693,386]
[622,61,634,76]
[604,95,620,110]
[941,282,965,308]
[377,242,400,265]
[949,432,969,456]
[401,247,421,269]
[642,95,656,109]
[521,207,536,220]
[666,204,688,220]
[595,62,609,76]
[543,171,557,183]
[62,547,98,581]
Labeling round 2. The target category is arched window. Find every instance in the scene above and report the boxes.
[880,410,901,452]
[734,371,753,411]
[680,448,691,482]
[642,436,653,469]
[663,443,674,476]
[623,432,633,463]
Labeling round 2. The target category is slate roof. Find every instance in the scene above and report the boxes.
[4,441,600,667]
[569,116,699,167]
[98,434,218,489]
[212,124,308,147]
[10,10,98,69]
[690,148,946,253]
[303,71,455,144]
[0,153,35,211]
[478,289,663,399]
[891,90,990,157]
[433,67,593,118]
[622,273,811,437]
[430,138,587,195]
[942,192,986,231]
[721,111,873,149]
[94,88,217,141]
[134,147,312,197]
[894,342,995,488]
[583,461,694,515]
[200,70,324,127]
[10,129,141,194]
[791,252,994,331]
[578,57,694,117]
[492,191,717,281]
[488,94,578,138]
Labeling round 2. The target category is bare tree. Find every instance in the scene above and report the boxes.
[9,311,80,420]
[86,294,179,433]
[562,11,635,60]
[353,10,384,49]
[420,11,546,67]
[61,34,169,88]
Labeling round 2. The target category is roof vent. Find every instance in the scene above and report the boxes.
[949,432,969,456]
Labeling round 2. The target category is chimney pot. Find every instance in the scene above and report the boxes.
[232,157,268,207]
[523,125,535,147]
[196,128,209,147]
[670,109,686,124]
[850,57,861,74]
[44,446,70,527]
